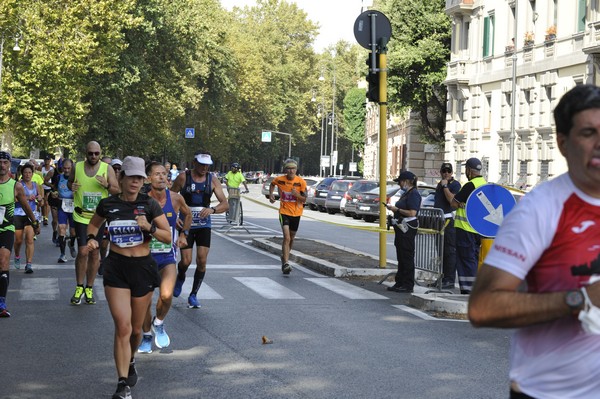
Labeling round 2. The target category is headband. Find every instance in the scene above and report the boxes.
[0,151,12,161]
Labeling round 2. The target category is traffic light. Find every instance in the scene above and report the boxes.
[366,52,379,103]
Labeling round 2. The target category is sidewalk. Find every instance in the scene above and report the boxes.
[252,237,469,316]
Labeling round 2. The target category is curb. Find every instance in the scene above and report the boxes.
[409,293,468,315]
[252,237,395,278]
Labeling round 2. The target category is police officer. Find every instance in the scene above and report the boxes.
[434,162,461,289]
[451,157,487,294]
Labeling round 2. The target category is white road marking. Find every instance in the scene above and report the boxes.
[234,277,304,299]
[392,305,468,322]
[306,278,388,300]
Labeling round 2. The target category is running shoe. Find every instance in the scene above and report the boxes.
[173,276,184,298]
[70,286,84,305]
[126,361,138,387]
[43,218,48,226]
[112,381,131,399]
[69,242,77,258]
[84,287,96,304]
[25,263,33,274]
[58,254,67,263]
[52,231,58,245]
[282,263,292,275]
[138,334,153,354]
[152,318,170,348]
[14,257,20,269]
[188,294,201,309]
[0,297,10,318]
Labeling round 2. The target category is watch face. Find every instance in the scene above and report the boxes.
[566,290,584,308]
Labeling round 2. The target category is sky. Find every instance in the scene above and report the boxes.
[219,0,373,51]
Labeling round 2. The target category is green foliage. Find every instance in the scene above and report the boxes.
[343,87,366,153]
[379,0,451,144]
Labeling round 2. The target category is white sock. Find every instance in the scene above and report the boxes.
[153,317,164,326]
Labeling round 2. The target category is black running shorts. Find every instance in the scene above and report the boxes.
[102,252,160,297]
[182,228,211,249]
[279,214,301,232]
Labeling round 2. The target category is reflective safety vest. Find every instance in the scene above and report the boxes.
[454,176,487,233]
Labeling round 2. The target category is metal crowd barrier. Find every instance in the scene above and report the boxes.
[379,207,449,293]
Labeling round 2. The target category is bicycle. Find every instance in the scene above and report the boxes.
[225,187,248,226]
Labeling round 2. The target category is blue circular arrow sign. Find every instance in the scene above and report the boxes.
[465,184,517,238]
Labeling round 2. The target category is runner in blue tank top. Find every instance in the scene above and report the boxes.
[138,162,191,353]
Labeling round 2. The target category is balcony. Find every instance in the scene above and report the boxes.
[583,21,600,55]
[445,60,470,85]
[445,0,474,15]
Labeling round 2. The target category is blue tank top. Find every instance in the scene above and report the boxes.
[182,171,212,229]
[57,174,73,199]
[15,181,38,216]
[150,189,178,256]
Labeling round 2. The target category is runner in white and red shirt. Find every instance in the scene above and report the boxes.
[469,84,600,399]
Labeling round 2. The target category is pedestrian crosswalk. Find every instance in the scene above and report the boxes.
[11,264,388,303]
[211,214,279,237]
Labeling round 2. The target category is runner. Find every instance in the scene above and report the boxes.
[41,155,55,231]
[138,162,191,353]
[13,163,43,274]
[49,159,77,263]
[67,141,119,305]
[268,159,307,274]
[170,150,228,308]
[0,151,40,317]
[86,156,171,399]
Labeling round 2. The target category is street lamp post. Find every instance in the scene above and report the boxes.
[0,31,21,97]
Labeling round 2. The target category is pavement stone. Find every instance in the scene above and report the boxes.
[252,236,468,316]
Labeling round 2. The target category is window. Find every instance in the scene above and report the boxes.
[578,0,587,32]
[462,22,470,51]
[497,161,509,185]
[483,14,495,57]
[484,94,492,132]
[540,160,550,182]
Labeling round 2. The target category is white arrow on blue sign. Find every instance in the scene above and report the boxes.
[185,128,195,139]
[465,184,517,238]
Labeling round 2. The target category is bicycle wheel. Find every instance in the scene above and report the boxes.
[239,202,243,226]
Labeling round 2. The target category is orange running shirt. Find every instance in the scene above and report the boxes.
[272,175,307,217]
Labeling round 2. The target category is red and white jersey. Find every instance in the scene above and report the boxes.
[485,173,600,398]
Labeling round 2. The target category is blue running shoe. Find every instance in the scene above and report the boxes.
[173,276,184,298]
[152,318,170,348]
[188,294,201,309]
[14,257,20,269]
[25,263,33,274]
[137,334,153,354]
[0,297,10,318]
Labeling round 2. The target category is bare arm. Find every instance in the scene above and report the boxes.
[469,263,589,328]
[173,192,191,248]
[86,214,105,251]
[211,175,229,214]
[105,165,120,195]
[170,172,186,193]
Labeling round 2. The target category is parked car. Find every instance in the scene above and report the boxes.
[312,176,341,212]
[341,180,396,218]
[355,186,401,223]
[385,185,437,218]
[306,178,322,210]
[261,175,279,199]
[245,171,267,184]
[324,180,357,214]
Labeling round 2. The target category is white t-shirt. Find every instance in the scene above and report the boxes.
[485,173,600,398]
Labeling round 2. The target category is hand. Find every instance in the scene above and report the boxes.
[95,175,108,189]
[135,215,152,231]
[176,218,184,230]
[71,182,80,192]
[440,179,448,186]
[87,238,99,251]
[269,194,276,204]
[177,236,188,249]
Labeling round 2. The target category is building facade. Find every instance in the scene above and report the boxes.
[444,0,600,188]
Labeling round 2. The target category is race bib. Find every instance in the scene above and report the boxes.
[150,226,173,253]
[82,191,102,212]
[108,220,144,248]
[61,198,74,213]
[190,206,208,227]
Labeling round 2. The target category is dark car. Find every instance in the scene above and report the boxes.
[312,177,341,212]
[355,186,401,223]
[324,180,357,214]
[341,180,387,218]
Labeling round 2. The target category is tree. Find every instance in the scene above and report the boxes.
[377,0,451,144]
[343,87,366,167]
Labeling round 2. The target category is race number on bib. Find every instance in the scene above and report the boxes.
[108,220,144,248]
[190,206,208,227]
[82,191,102,212]
[150,227,173,253]
[61,198,74,213]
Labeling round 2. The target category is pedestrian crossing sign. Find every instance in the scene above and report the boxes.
[185,128,195,139]
[261,131,271,142]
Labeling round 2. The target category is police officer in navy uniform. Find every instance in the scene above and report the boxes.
[434,162,461,289]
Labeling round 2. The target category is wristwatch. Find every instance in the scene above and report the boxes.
[442,184,448,188]
[211,207,217,214]
[565,290,584,313]
[180,229,189,236]
[149,224,157,235]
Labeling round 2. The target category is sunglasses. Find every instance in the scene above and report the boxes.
[87,151,100,156]
[441,169,452,173]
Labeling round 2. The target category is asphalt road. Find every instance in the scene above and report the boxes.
[2,184,512,399]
